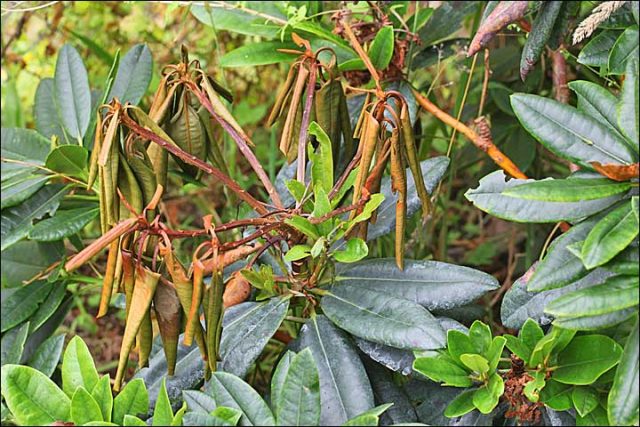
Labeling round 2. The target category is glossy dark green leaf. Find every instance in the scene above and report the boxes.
[27,333,65,377]
[61,336,100,397]
[0,240,64,287]
[510,94,636,167]
[34,78,67,143]
[45,144,88,180]
[520,1,563,80]
[576,405,608,426]
[503,178,631,202]
[29,207,99,242]
[581,201,639,269]
[618,58,639,147]
[21,295,71,364]
[108,44,152,106]
[569,80,626,140]
[608,318,639,425]
[554,335,623,385]
[578,30,620,67]
[270,351,293,416]
[418,1,479,45]
[368,26,394,69]
[205,372,275,426]
[1,173,50,210]
[363,359,417,425]
[219,297,289,378]
[608,26,639,74]
[71,386,103,424]
[553,307,637,330]
[220,42,297,67]
[275,348,320,426]
[1,128,51,182]
[539,379,573,411]
[1,280,52,332]
[572,386,599,417]
[1,322,29,366]
[465,171,623,223]
[1,184,68,251]
[322,284,446,350]
[113,378,149,425]
[0,364,70,425]
[334,258,497,311]
[54,44,91,140]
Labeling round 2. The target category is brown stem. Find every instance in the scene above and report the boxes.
[340,15,383,95]
[297,61,318,184]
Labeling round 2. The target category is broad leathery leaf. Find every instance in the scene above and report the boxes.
[45,144,88,180]
[307,121,333,193]
[335,258,497,311]
[581,201,639,269]
[539,379,573,411]
[368,26,394,69]
[71,386,103,424]
[413,355,473,387]
[219,297,289,378]
[152,378,173,426]
[502,178,631,202]
[577,405,609,426]
[578,30,620,67]
[1,322,29,366]
[618,58,639,148]
[363,359,417,424]
[322,284,446,350]
[21,295,72,366]
[545,275,639,318]
[419,1,479,46]
[28,282,66,334]
[34,78,67,143]
[0,184,68,250]
[571,387,599,417]
[553,307,637,330]
[164,101,207,176]
[608,27,639,75]
[443,390,476,418]
[1,173,50,210]
[270,351,294,415]
[62,335,100,397]
[190,3,282,38]
[501,266,615,329]
[108,44,152,106]
[54,44,91,140]
[528,218,597,292]
[510,93,637,167]
[554,335,623,385]
[1,280,52,332]
[520,2,563,80]
[1,128,51,182]
[343,404,393,426]
[220,41,297,67]
[113,378,149,425]
[28,207,98,242]
[27,333,65,377]
[296,315,374,425]
[569,80,627,141]
[182,390,216,413]
[608,318,639,425]
[205,372,275,426]
[1,364,70,425]
[276,348,321,426]
[465,171,623,223]
[91,375,113,423]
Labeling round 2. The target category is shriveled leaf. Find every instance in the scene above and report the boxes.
[468,1,529,56]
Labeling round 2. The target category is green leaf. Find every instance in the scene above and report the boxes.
[296,315,374,425]
[576,405,609,426]
[29,207,99,242]
[153,378,173,426]
[219,297,289,378]
[334,258,498,311]
[211,406,243,425]
[504,335,531,363]
[581,201,639,269]
[270,351,293,416]
[343,404,393,426]
[545,275,639,318]
[285,179,306,203]
[54,44,91,140]
[530,327,576,368]
[27,333,65,377]
[503,178,631,202]
[61,336,100,397]
[308,121,333,193]
[510,93,636,167]
[444,390,476,418]
[1,173,50,210]
[112,378,148,425]
[1,322,29,366]
[520,1,563,80]
[1,364,70,425]
[418,1,478,45]
[472,373,504,414]
[553,307,637,330]
[1,280,52,332]
[569,80,627,140]
[572,386,599,417]
[45,144,88,180]
[486,336,506,371]
[34,78,67,143]
[332,238,368,263]
[71,386,103,424]
[190,4,282,38]
[220,42,297,67]
[465,171,622,223]
[608,26,639,75]
[523,371,546,403]
[607,318,639,425]
[108,44,152,106]
[123,415,147,426]
[1,184,68,251]
[459,354,490,374]
[618,58,639,148]
[350,193,385,225]
[578,30,620,67]
[1,240,64,288]
[91,375,113,423]
[413,355,473,387]
[368,26,394,69]
[205,372,275,426]
[275,348,320,426]
[553,335,623,385]
[322,284,446,350]
[1,128,51,181]
[539,379,573,411]
[284,244,311,262]
[520,318,544,351]
[468,320,492,355]
[284,216,320,240]
[182,390,216,413]
[447,329,476,364]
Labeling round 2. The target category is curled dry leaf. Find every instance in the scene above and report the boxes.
[223,271,252,308]
[591,162,640,182]
[468,1,529,56]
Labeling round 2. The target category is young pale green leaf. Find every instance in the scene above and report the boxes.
[504,335,531,364]
[368,26,394,69]
[61,336,100,397]
[577,30,620,67]
[510,94,636,167]
[1,280,52,332]
[539,379,573,411]
[572,386,599,417]
[502,178,631,202]
[469,320,492,355]
[45,144,88,180]
[413,356,473,387]
[459,354,490,374]
[472,373,504,414]
[322,284,446,350]
[618,58,639,148]
[350,193,386,225]
[220,42,297,67]
[581,201,639,269]
[211,406,243,425]
[284,244,311,262]
[27,333,65,378]
[54,44,91,140]
[530,327,576,368]
[520,319,544,351]
[553,335,623,385]
[284,179,306,203]
[112,378,149,425]
[608,26,639,75]
[308,121,333,193]
[284,216,320,240]
[276,348,320,426]
[91,375,113,423]
[607,318,639,425]
[108,44,152,106]
[486,336,507,371]
[152,378,173,426]
[343,404,393,426]
[447,330,476,364]
[71,386,103,424]
[332,238,368,263]
[523,371,546,403]
[123,415,147,426]
[443,390,476,418]
[1,364,70,425]
[29,207,98,242]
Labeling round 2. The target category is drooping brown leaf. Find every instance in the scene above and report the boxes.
[468,1,529,56]
[223,271,251,308]
[153,279,181,375]
[591,162,640,181]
